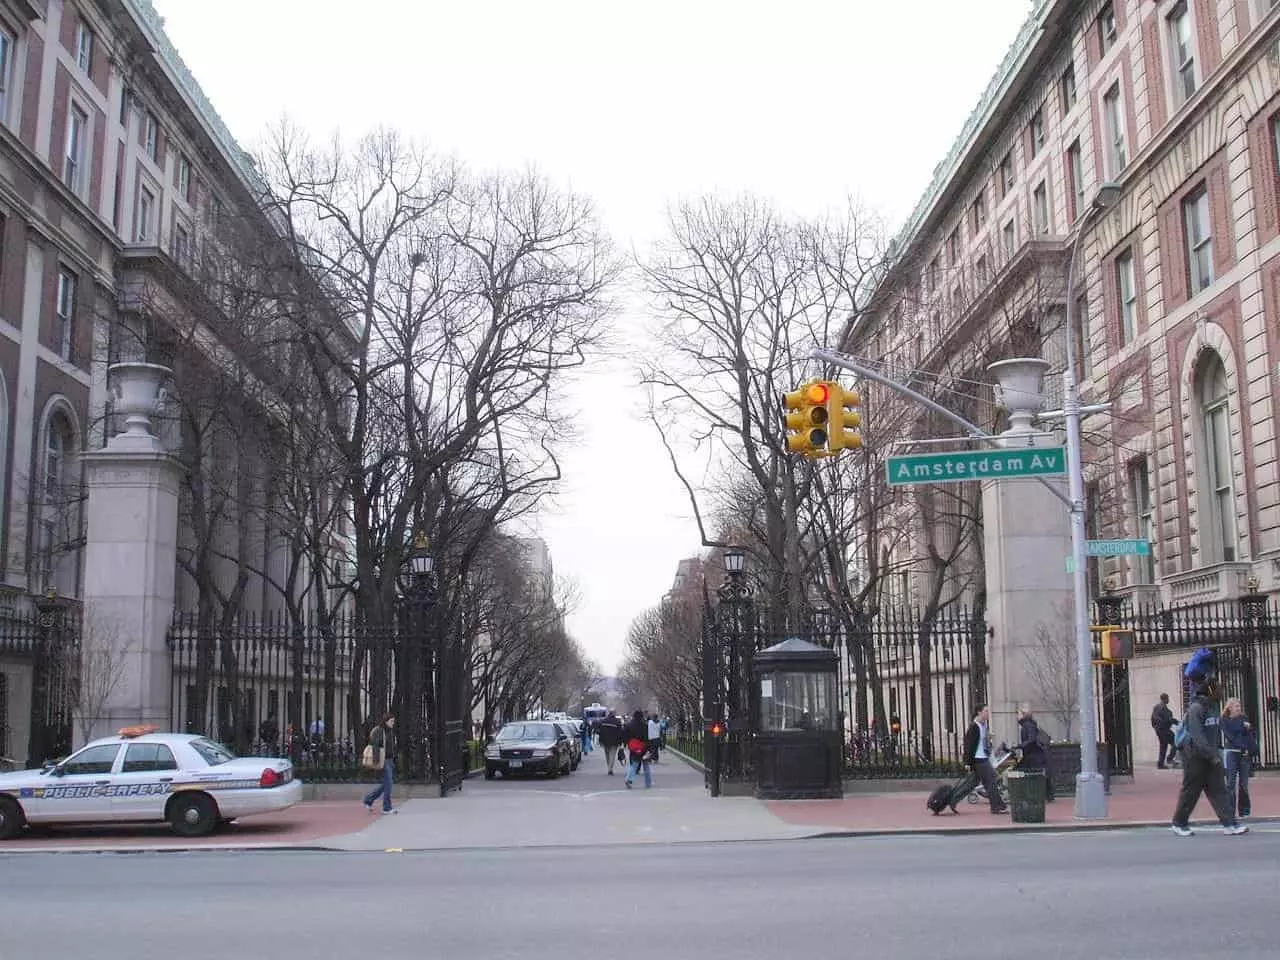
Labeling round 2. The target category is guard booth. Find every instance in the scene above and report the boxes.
[752,637,843,800]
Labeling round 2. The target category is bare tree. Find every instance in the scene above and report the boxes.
[71,605,133,745]
[1023,603,1079,740]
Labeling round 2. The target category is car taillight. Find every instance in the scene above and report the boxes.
[260,767,283,788]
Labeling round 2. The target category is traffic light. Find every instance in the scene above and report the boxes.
[1100,628,1134,661]
[783,381,830,457]
[706,720,725,738]
[826,383,863,452]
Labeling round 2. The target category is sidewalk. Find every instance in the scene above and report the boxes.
[764,764,1280,835]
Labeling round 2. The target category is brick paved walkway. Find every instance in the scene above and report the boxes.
[765,766,1279,833]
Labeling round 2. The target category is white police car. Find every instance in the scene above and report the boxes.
[0,726,302,840]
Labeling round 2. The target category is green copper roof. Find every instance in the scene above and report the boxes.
[122,0,266,194]
[891,0,1056,259]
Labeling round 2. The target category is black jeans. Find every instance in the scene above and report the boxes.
[975,759,1004,812]
[1171,753,1235,828]
[1156,731,1177,766]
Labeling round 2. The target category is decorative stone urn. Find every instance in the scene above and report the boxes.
[107,361,171,448]
[987,357,1050,443]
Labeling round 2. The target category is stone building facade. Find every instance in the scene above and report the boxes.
[0,0,339,763]
[845,0,1280,752]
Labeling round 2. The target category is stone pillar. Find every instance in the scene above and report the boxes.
[982,359,1074,741]
[78,363,182,743]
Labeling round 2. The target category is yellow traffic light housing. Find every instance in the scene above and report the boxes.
[827,383,863,452]
[1100,628,1134,662]
[783,382,830,457]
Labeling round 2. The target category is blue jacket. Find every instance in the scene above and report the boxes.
[1221,716,1257,754]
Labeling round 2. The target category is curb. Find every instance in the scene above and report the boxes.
[800,814,1280,840]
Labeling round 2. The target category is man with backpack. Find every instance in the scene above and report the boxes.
[1017,705,1054,802]
[1170,649,1247,837]
[1151,693,1178,769]
[597,710,625,775]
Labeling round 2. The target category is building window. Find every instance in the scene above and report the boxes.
[927,256,939,294]
[1104,84,1128,175]
[144,111,158,162]
[119,85,131,125]
[947,228,960,265]
[975,253,989,286]
[1168,3,1197,103]
[1085,481,1103,599]
[1033,182,1049,234]
[174,223,191,267]
[1060,63,1077,113]
[63,104,87,195]
[136,186,154,242]
[1067,140,1084,223]
[1097,3,1117,55]
[972,189,986,232]
[0,28,14,125]
[1002,220,1016,258]
[1029,108,1045,157]
[999,151,1015,197]
[178,154,192,202]
[75,21,93,74]
[1182,184,1213,294]
[1116,248,1137,345]
[1271,113,1280,178]
[1127,458,1155,584]
[1075,292,1092,381]
[1195,351,1237,563]
[56,268,76,361]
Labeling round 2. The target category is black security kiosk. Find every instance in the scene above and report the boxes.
[752,637,843,800]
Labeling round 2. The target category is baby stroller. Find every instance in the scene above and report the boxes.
[967,744,1021,806]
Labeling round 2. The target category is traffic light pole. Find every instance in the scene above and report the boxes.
[810,345,1111,820]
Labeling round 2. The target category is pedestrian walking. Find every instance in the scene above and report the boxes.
[597,710,625,775]
[1221,698,1257,820]
[963,705,1007,815]
[1151,693,1179,769]
[624,709,653,789]
[362,713,398,815]
[1170,649,1246,837]
[647,713,662,764]
[1016,704,1055,802]
[580,717,593,755]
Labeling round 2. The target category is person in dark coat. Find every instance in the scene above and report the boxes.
[963,705,1007,815]
[1016,704,1054,802]
[1151,693,1178,769]
[623,709,652,789]
[1170,650,1245,837]
[597,710,625,775]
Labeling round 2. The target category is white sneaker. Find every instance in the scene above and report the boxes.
[1170,824,1193,837]
[1224,823,1249,836]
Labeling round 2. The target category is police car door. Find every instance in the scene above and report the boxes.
[112,742,179,820]
[40,743,123,822]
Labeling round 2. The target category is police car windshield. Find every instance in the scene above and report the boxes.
[190,738,236,766]
[497,723,557,742]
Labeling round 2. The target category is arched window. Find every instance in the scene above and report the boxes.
[39,409,78,594]
[1195,351,1237,563]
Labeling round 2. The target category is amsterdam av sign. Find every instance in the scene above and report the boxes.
[885,447,1068,487]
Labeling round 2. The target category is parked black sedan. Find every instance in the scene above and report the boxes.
[484,721,574,779]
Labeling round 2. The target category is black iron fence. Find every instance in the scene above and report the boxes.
[168,609,469,784]
[1099,594,1280,768]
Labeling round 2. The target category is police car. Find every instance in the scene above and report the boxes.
[0,726,302,840]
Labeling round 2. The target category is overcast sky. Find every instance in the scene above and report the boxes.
[151,0,1033,673]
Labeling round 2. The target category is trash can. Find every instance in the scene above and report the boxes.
[1006,770,1046,823]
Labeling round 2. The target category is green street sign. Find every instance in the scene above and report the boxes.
[1087,539,1151,557]
[885,447,1067,487]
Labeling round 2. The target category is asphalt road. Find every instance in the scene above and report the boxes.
[3,828,1277,959]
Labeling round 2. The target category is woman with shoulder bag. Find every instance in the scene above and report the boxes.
[362,713,398,815]
[624,709,653,789]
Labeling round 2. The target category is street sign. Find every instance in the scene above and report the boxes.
[1086,539,1151,557]
[885,447,1067,486]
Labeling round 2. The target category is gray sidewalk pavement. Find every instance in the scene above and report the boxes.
[325,746,814,851]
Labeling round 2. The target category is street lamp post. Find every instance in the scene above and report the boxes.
[1062,182,1120,820]
[401,532,435,785]
[717,548,754,782]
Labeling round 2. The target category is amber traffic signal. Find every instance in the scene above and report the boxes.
[783,381,831,457]
[826,383,863,452]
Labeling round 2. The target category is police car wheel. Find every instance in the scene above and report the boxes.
[0,797,24,840]
[168,792,218,837]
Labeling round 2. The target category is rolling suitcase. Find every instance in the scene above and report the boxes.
[926,770,978,814]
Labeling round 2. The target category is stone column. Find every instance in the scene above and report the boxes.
[981,359,1074,741]
[78,363,182,743]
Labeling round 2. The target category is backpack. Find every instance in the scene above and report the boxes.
[1035,728,1051,750]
